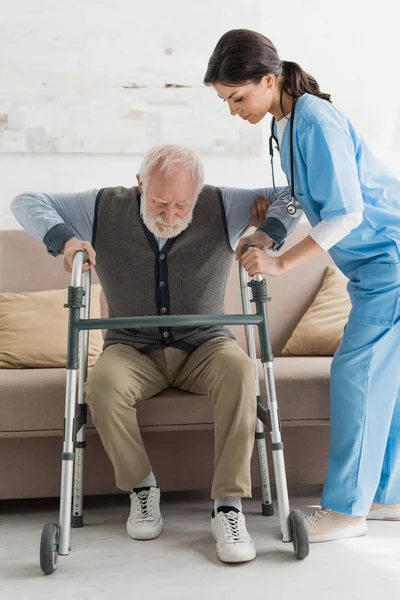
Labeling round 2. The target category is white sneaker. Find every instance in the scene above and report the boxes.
[126,486,163,540]
[211,507,256,563]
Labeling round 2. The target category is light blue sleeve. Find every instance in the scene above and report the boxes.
[220,185,301,251]
[298,120,364,219]
[11,190,98,253]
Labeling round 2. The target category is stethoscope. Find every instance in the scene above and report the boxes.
[269,97,302,218]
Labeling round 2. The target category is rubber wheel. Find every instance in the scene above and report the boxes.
[40,523,59,574]
[289,509,309,559]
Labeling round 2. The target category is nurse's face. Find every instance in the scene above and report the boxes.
[213,76,275,124]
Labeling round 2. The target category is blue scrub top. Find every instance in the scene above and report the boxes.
[278,94,400,278]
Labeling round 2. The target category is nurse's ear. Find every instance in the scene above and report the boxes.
[262,73,276,90]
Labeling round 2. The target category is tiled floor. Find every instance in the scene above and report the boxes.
[1,491,400,600]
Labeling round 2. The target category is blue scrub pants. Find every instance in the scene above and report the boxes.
[321,264,400,515]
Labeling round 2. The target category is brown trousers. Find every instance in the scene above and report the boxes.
[85,337,256,498]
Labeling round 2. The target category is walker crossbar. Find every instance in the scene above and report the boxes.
[76,314,263,331]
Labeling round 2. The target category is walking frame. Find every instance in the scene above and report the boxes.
[39,249,309,574]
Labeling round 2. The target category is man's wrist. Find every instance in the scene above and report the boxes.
[59,237,77,255]
[254,230,272,249]
[257,217,288,249]
[43,223,77,257]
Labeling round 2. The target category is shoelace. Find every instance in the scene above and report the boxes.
[306,507,332,525]
[135,489,154,519]
[220,511,245,542]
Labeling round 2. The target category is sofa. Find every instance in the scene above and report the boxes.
[0,223,334,500]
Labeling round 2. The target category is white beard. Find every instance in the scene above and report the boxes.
[142,203,194,239]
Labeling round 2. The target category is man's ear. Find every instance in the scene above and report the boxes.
[136,173,143,194]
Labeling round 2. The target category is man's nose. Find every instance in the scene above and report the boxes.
[163,205,175,224]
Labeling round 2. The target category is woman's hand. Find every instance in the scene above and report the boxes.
[240,235,325,278]
[235,230,272,261]
[240,247,284,277]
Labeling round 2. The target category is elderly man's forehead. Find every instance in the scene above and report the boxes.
[148,170,196,195]
[149,164,195,181]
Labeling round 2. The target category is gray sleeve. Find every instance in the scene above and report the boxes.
[257,187,303,251]
[220,185,299,250]
[11,189,98,256]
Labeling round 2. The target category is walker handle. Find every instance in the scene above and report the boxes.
[70,250,90,287]
[76,250,89,262]
[72,249,89,265]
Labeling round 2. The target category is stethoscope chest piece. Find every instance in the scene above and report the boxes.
[286,198,302,217]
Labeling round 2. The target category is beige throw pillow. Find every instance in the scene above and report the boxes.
[281,266,352,356]
[0,284,104,368]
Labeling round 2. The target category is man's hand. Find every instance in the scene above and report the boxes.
[235,230,272,261]
[251,196,271,228]
[240,248,284,277]
[60,237,96,273]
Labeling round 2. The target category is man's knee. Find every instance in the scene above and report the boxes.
[85,359,134,415]
[217,348,255,384]
[211,349,256,432]
[209,347,257,407]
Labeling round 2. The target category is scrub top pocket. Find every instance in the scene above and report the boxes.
[347,263,400,328]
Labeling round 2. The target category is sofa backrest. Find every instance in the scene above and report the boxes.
[0,229,105,313]
[0,224,334,356]
[0,230,97,292]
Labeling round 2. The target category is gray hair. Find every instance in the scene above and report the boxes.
[138,144,205,201]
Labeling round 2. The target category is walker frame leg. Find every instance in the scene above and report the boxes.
[239,265,274,516]
[40,251,88,574]
[59,282,86,555]
[72,270,91,528]
[248,275,309,557]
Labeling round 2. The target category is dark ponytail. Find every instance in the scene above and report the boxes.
[204,29,331,104]
[281,61,331,102]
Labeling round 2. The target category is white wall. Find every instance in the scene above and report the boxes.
[1,0,399,229]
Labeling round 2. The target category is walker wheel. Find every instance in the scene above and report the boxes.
[40,523,59,574]
[289,510,309,559]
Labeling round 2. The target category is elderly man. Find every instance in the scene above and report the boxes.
[11,144,298,564]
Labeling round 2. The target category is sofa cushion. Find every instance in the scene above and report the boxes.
[0,368,73,432]
[0,356,331,434]
[281,266,351,356]
[0,285,104,368]
[0,368,216,433]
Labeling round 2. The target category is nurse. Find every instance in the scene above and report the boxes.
[204,29,400,543]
